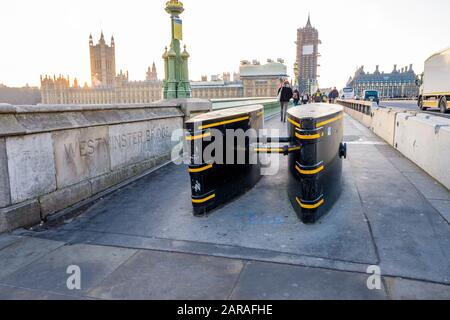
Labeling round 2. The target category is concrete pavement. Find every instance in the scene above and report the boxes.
[0,113,449,300]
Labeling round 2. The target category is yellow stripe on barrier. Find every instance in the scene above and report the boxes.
[316,114,344,128]
[295,165,324,175]
[186,132,211,141]
[200,116,250,130]
[254,148,284,153]
[192,194,216,204]
[295,133,321,140]
[288,118,301,128]
[257,111,264,118]
[296,197,325,210]
[188,164,213,173]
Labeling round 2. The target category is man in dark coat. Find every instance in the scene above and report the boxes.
[278,80,293,123]
[329,87,339,103]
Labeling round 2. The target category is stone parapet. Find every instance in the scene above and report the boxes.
[0,100,211,233]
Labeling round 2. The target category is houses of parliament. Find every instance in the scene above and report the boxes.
[40,33,162,105]
[40,32,288,104]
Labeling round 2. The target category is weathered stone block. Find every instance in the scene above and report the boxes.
[39,181,93,218]
[170,98,212,118]
[53,126,110,188]
[108,118,182,171]
[0,114,26,137]
[14,112,90,134]
[0,138,11,208]
[90,166,139,196]
[6,133,56,204]
[0,200,41,233]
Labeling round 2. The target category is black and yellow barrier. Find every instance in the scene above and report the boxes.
[287,104,346,223]
[186,105,264,216]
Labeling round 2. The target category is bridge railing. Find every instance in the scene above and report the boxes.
[336,99,373,115]
[381,97,418,102]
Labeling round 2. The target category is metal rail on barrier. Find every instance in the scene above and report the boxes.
[336,99,373,115]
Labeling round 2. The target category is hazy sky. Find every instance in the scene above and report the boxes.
[1,0,449,88]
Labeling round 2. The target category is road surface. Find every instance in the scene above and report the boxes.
[380,100,450,119]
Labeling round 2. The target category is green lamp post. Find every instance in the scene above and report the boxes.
[163,0,191,99]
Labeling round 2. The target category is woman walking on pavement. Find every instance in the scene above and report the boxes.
[301,92,309,105]
[277,80,293,123]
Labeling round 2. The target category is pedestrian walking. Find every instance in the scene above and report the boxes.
[329,87,339,104]
[313,89,322,103]
[277,80,293,123]
[301,92,309,105]
[293,89,300,106]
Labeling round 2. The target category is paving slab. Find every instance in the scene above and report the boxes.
[429,200,450,223]
[51,158,377,266]
[87,250,244,300]
[385,278,450,300]
[0,284,85,300]
[345,119,450,284]
[0,234,22,250]
[0,237,64,280]
[230,261,387,300]
[374,144,423,173]
[402,170,450,201]
[0,244,136,297]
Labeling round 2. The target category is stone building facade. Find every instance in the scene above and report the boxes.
[41,33,162,105]
[0,84,41,105]
[191,79,243,99]
[90,32,116,87]
[295,15,321,94]
[41,33,287,104]
[191,59,287,99]
[40,73,162,105]
[347,64,419,98]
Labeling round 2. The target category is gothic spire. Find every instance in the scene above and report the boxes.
[306,13,312,28]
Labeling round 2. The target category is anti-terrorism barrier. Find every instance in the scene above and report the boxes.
[371,107,414,146]
[186,105,264,215]
[287,104,346,223]
[394,113,450,190]
[337,99,374,128]
[337,99,450,191]
[186,104,346,223]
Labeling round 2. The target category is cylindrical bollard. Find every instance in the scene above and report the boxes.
[287,104,346,223]
[185,105,264,216]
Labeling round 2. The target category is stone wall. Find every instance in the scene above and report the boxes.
[0,100,211,233]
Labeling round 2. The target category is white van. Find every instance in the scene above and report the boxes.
[341,87,355,100]
[417,47,450,113]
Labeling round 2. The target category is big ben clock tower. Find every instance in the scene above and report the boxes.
[295,14,321,94]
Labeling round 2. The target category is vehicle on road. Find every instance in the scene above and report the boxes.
[341,87,355,100]
[417,47,450,113]
[363,90,380,105]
